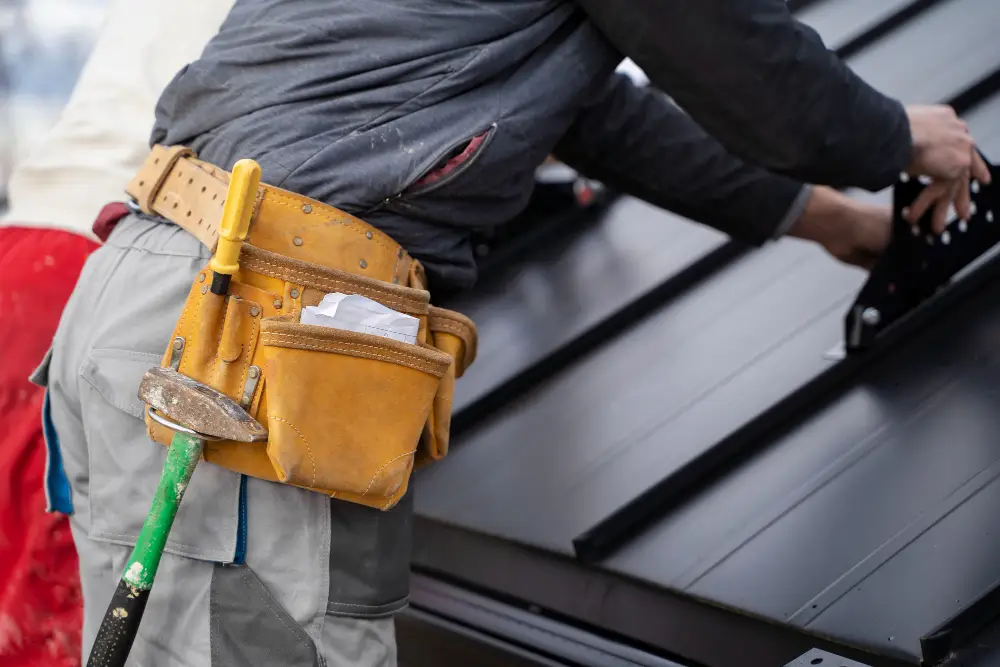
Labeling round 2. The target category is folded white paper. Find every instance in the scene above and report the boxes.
[300,292,419,344]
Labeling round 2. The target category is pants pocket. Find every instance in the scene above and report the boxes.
[260,315,452,509]
[210,563,320,667]
[328,489,413,618]
[80,348,242,562]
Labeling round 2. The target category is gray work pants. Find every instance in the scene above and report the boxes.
[36,214,411,666]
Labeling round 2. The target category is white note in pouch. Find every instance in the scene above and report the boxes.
[300,292,420,344]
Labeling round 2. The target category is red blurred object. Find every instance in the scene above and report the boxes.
[0,226,98,667]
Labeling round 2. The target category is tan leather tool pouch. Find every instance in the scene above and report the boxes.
[146,245,455,510]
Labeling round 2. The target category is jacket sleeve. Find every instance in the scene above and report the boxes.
[574,0,912,192]
[552,73,812,246]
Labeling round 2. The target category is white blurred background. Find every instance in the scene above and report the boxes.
[0,0,107,205]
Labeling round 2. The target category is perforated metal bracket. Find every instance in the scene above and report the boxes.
[845,153,1000,353]
[783,648,871,667]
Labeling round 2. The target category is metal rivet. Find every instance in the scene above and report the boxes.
[910,224,920,236]
[293,237,303,246]
[249,306,261,317]
[173,338,184,351]
[248,367,260,379]
[972,180,980,194]
[970,202,978,216]
[918,174,932,185]
[899,172,910,182]
[302,204,312,214]
[941,231,951,245]
[198,273,206,283]
[861,307,881,326]
[988,210,995,223]
[366,231,373,240]
[273,298,283,309]
[959,219,968,233]
[360,259,368,269]
[289,288,300,299]
[201,285,209,294]
[925,235,934,245]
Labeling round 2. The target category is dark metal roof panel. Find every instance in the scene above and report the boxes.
[796,0,919,49]
[413,0,1000,664]
[846,0,1000,103]
[447,200,725,415]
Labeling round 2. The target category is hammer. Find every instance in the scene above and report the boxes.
[85,367,267,667]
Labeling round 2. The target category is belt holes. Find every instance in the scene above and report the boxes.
[154,158,160,165]
[173,202,179,209]
[212,194,218,201]
[188,178,194,185]
[139,180,145,186]
[178,170,182,176]
[201,186,207,193]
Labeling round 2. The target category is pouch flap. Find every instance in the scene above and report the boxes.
[427,306,478,376]
[81,349,162,418]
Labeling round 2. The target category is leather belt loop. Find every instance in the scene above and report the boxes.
[126,145,197,214]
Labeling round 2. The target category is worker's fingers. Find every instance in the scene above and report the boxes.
[971,149,992,185]
[931,180,960,234]
[907,180,951,224]
[956,171,972,222]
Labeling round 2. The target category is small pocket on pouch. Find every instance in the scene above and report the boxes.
[419,306,478,463]
[259,315,451,509]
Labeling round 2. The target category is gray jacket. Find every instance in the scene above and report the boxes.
[152,0,907,291]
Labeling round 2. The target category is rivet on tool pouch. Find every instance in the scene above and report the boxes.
[129,145,478,510]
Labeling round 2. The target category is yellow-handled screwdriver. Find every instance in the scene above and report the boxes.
[210,159,261,295]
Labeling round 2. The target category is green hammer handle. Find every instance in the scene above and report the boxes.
[86,431,204,667]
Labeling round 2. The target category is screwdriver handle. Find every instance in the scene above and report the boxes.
[210,159,261,294]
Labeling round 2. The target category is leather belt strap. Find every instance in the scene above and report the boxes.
[125,144,419,287]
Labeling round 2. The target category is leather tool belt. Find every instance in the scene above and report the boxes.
[127,145,477,510]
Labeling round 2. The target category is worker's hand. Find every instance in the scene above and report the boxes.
[787,186,890,270]
[906,105,987,181]
[904,105,990,233]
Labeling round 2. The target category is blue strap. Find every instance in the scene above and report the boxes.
[234,474,248,565]
[42,391,74,515]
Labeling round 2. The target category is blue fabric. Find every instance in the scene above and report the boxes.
[42,391,74,515]
[234,474,248,565]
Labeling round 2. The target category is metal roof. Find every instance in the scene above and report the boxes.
[406,2,1000,666]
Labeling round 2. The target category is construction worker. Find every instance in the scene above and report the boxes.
[36,1,986,666]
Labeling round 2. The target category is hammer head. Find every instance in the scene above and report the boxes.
[138,367,268,443]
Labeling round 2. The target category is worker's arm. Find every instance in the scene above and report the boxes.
[552,74,889,263]
[574,0,910,192]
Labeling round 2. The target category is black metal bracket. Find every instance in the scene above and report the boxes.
[845,154,1000,353]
